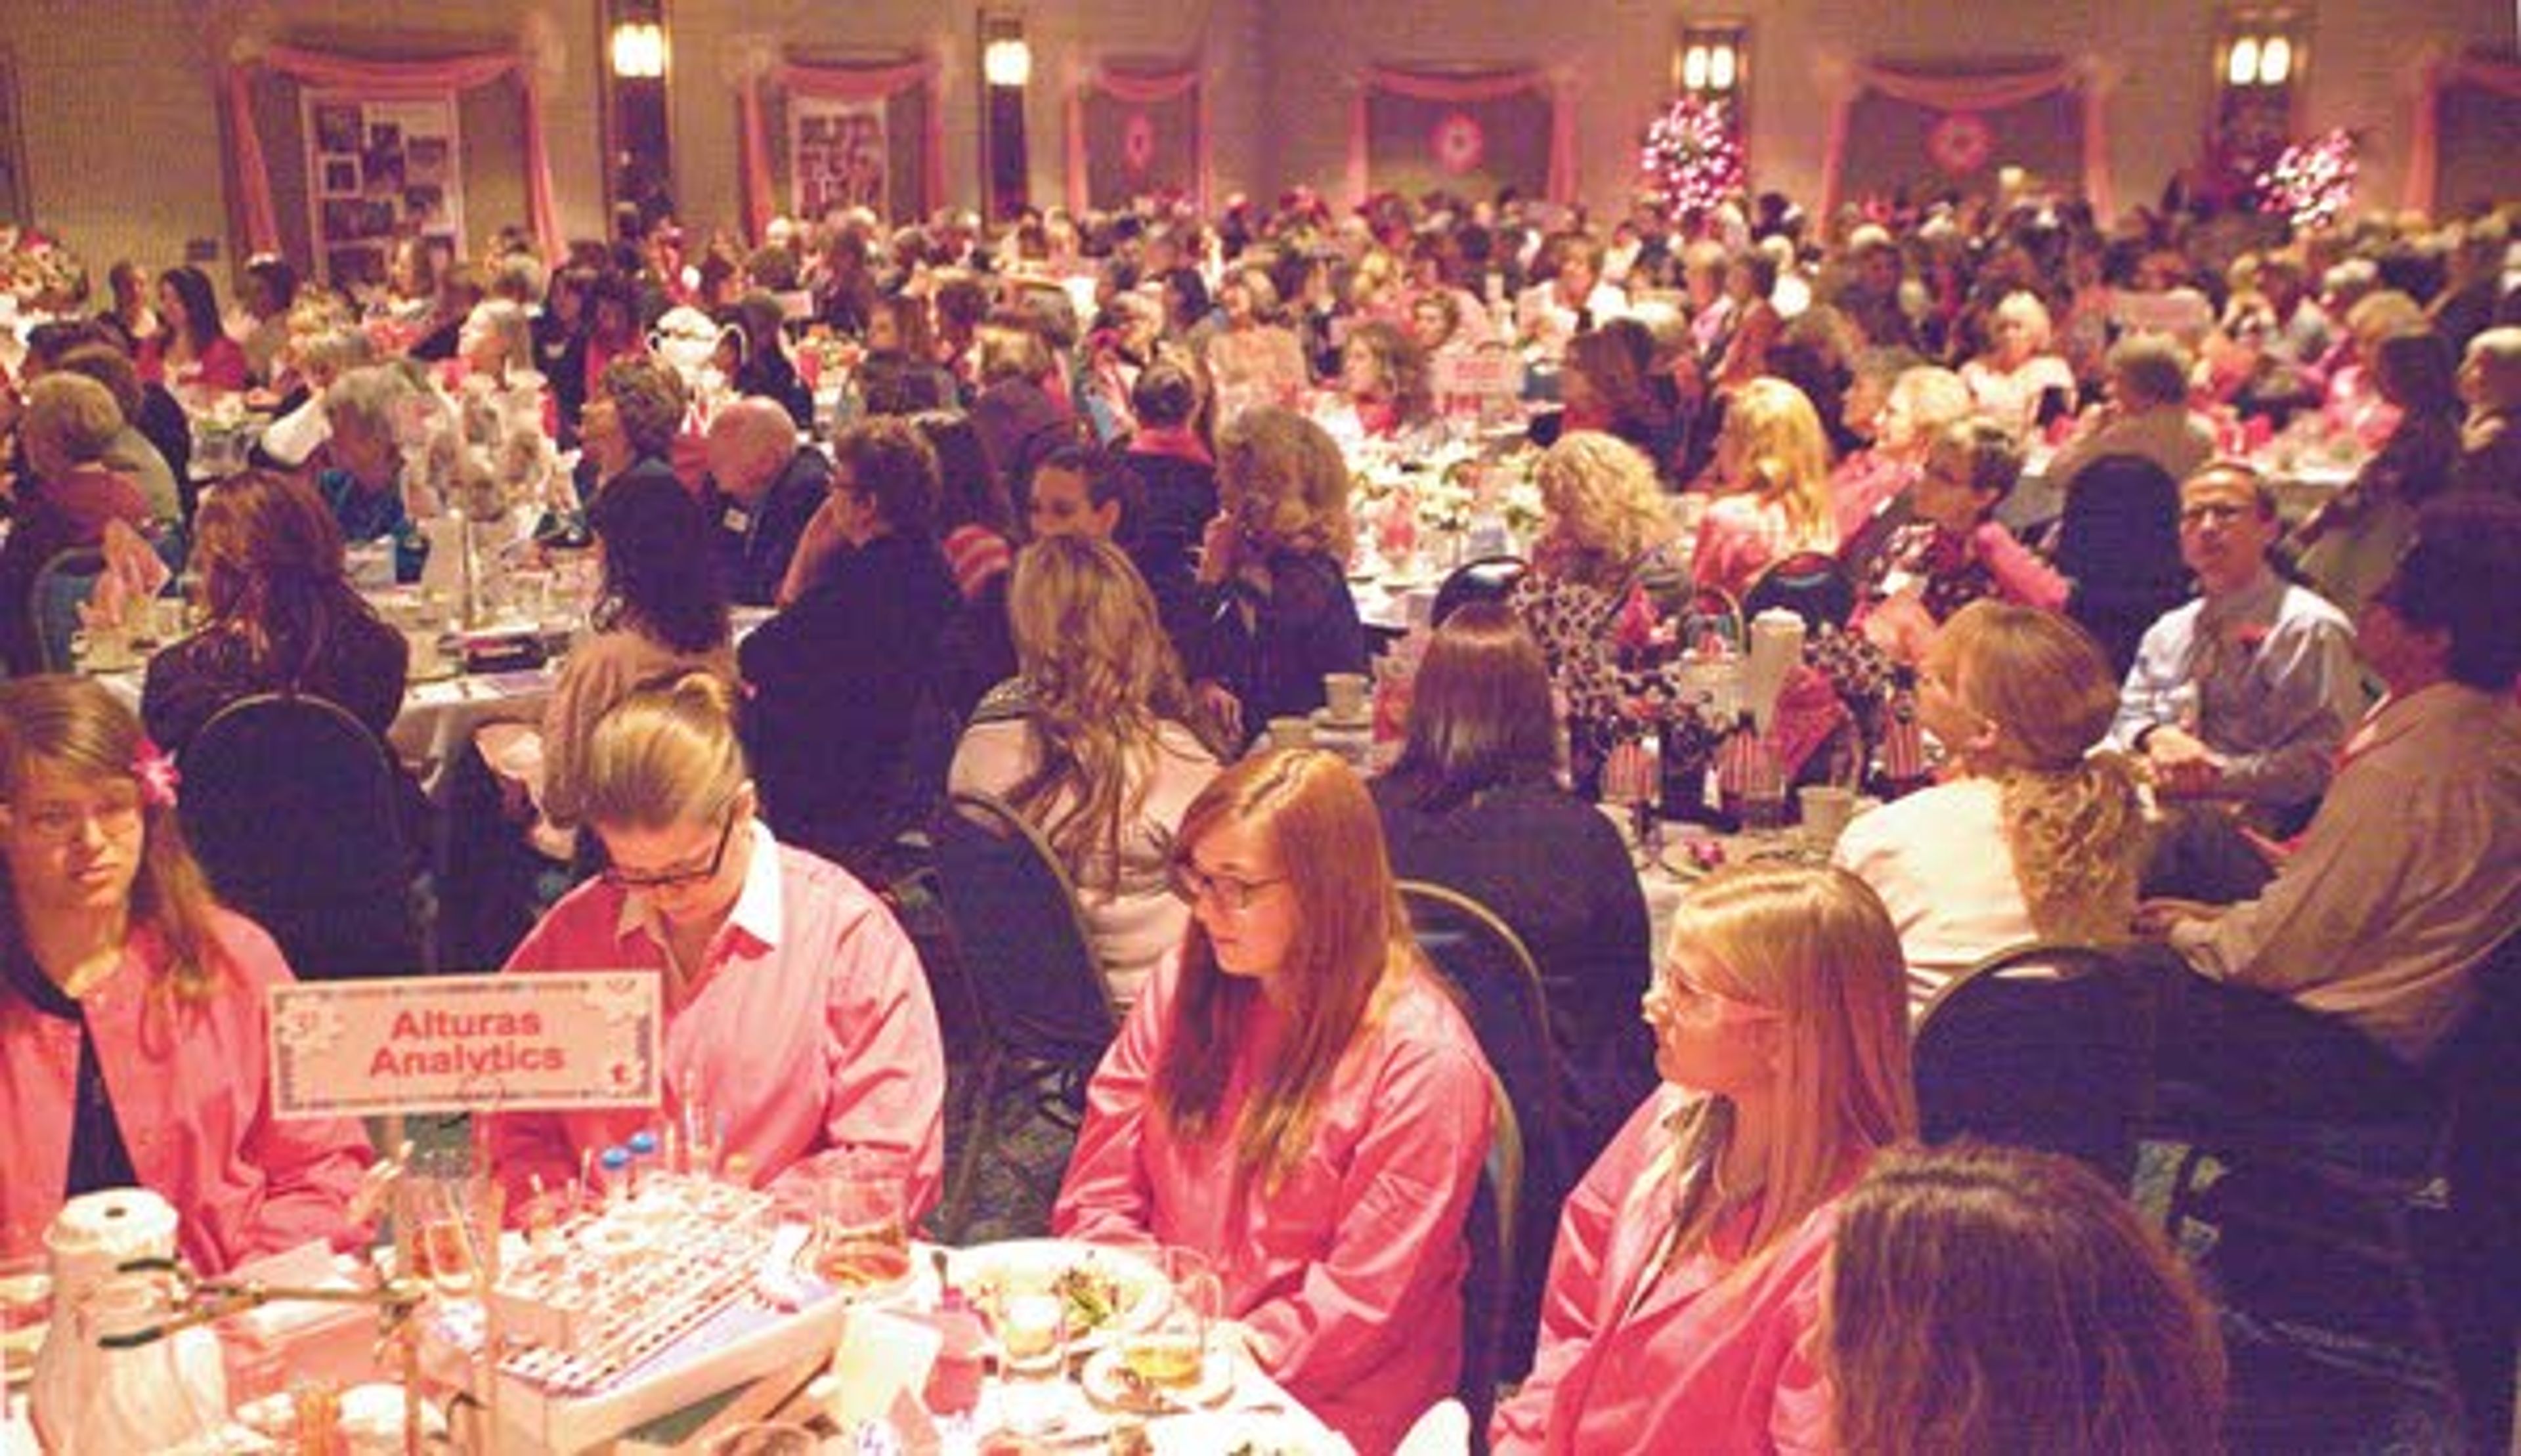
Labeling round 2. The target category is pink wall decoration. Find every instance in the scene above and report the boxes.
[1817,56,2115,220]
[1064,65,1209,215]
[1348,64,1576,207]
[220,42,560,262]
[739,54,946,242]
[2402,54,2521,215]
[1431,112,1487,175]
[1926,111,1994,175]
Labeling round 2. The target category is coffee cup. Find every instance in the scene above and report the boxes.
[1323,672,1369,721]
[1798,784,1858,851]
[1265,716,1314,752]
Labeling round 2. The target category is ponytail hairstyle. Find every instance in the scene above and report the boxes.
[580,672,750,834]
[0,677,229,1000]
[1924,602,2145,941]
[1152,751,1410,1195]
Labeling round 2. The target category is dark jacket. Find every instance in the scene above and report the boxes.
[739,530,961,870]
[140,614,408,760]
[1189,547,1368,735]
[1370,777,1660,1169]
[706,447,830,607]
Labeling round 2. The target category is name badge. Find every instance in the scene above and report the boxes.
[721,506,752,532]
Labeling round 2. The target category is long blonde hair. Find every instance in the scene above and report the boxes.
[1536,431,1675,589]
[1152,751,1412,1193]
[1926,602,2144,941]
[1652,863,1916,1272]
[1004,536,1218,891]
[1721,377,1835,544]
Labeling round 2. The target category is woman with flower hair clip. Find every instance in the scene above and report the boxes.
[1491,861,1915,1452]
[0,676,373,1270]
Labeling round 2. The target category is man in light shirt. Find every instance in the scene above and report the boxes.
[2138,493,2521,1115]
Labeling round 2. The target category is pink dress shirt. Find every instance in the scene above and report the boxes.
[1054,954,1495,1456]
[0,912,374,1273]
[1692,494,1837,601]
[1490,1091,1855,1455]
[488,825,946,1218]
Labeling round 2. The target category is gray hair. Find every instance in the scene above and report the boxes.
[2106,333,2191,408]
[324,363,420,442]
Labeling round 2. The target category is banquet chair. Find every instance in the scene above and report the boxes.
[1401,880,1568,1384]
[1459,1075,1522,1455]
[1740,550,1857,631]
[179,693,425,981]
[930,790,1120,1242]
[1912,939,2155,1188]
[30,547,108,674]
[1432,555,1528,630]
[2050,453,2187,677]
[2153,932,2521,1437]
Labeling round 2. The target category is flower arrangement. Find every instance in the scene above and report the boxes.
[0,225,90,312]
[1638,96,1746,227]
[2256,130,2357,230]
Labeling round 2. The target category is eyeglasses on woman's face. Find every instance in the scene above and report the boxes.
[603,807,738,893]
[1167,854,1287,915]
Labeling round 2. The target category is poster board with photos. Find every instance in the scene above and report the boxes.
[302,93,463,291]
[789,96,890,221]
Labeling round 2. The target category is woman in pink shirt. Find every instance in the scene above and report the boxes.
[1490,863,1916,1454]
[488,674,947,1221]
[1692,377,1840,599]
[1054,750,1496,1456]
[0,677,373,1272]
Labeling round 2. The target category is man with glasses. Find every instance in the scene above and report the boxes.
[2112,462,2361,863]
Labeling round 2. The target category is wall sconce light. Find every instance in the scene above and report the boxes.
[610,20,666,79]
[1676,22,1748,98]
[2219,14,2300,90]
[983,36,1032,89]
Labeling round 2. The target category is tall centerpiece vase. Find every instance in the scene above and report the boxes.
[31,1190,225,1456]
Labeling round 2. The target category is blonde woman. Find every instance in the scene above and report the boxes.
[1832,601,2145,1014]
[1505,431,1683,777]
[1189,407,1368,740]
[949,536,1226,1009]
[1691,376,1838,597]
[1055,752,1494,1455]
[1491,863,1916,1453]
[490,674,947,1217]
[1961,290,2078,434]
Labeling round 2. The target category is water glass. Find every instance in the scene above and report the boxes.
[0,1252,49,1394]
[1121,1247,1221,1392]
[810,1148,911,1293]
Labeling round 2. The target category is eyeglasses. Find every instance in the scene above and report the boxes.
[16,798,144,844]
[1645,969,1782,1027]
[1167,856,1286,914]
[603,809,738,893]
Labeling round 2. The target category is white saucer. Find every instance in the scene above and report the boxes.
[1312,709,1371,732]
[1080,1339,1236,1413]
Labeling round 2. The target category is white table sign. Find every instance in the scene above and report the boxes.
[269,972,661,1119]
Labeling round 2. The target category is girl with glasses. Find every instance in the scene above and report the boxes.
[0,677,373,1270]
[1491,863,1914,1453]
[1054,750,1495,1456]
[487,674,946,1220]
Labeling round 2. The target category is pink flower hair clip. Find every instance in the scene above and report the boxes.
[132,738,181,809]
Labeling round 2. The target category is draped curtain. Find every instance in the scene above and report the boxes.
[740,56,945,242]
[2403,56,2521,214]
[222,43,560,260]
[1817,58,2115,221]
[1064,66,1209,215]
[1347,64,1576,208]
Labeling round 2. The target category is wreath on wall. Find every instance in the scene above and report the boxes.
[1431,111,1487,175]
[1123,112,1157,174]
[1926,111,1993,175]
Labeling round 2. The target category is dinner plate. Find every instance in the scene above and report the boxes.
[1141,1406,1339,1455]
[1080,1339,1236,1415]
[407,659,462,685]
[950,1239,1166,1352]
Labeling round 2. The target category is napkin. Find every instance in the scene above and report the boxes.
[819,1308,941,1433]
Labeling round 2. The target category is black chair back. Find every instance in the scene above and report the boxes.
[933,791,1119,1061]
[2052,454,2188,677]
[1459,1075,1521,1453]
[1742,549,1857,630]
[1432,556,1528,630]
[179,693,421,979]
[31,548,108,674]
[1402,880,1566,1385]
[1914,940,2154,1186]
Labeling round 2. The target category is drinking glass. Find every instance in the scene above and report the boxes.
[1120,1248,1220,1392]
[989,1279,1071,1434]
[0,1251,49,1396]
[811,1148,911,1293]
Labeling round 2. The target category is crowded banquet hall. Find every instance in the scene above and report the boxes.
[1,0,2518,1451]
